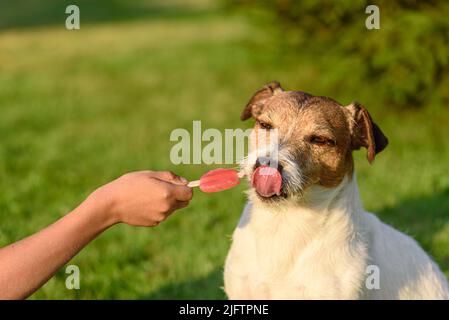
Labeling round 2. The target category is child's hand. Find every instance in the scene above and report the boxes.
[90,171,193,227]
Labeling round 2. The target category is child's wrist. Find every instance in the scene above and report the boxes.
[84,186,119,227]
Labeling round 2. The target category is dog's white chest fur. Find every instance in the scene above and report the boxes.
[224,176,449,300]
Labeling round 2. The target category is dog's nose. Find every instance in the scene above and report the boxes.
[255,157,269,168]
[255,157,283,172]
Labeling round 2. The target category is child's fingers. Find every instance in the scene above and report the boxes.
[150,171,188,185]
[175,200,190,210]
[172,184,194,202]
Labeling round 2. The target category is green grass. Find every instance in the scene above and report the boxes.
[0,1,448,299]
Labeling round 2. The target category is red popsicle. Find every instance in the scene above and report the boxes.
[188,168,245,192]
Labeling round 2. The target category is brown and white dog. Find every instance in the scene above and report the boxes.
[224,82,449,299]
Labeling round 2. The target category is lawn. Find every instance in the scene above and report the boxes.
[0,0,448,299]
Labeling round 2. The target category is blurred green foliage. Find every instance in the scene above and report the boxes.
[226,0,449,108]
[1,0,449,299]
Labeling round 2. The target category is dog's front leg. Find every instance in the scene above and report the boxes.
[223,267,253,299]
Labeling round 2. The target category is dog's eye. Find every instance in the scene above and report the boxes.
[309,135,335,146]
[258,121,273,130]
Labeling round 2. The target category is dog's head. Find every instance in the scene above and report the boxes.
[241,82,388,203]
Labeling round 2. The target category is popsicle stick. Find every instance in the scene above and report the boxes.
[187,180,200,188]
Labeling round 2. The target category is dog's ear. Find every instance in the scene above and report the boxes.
[346,102,388,164]
[241,82,284,121]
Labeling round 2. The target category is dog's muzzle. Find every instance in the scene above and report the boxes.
[251,157,284,198]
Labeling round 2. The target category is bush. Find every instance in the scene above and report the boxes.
[226,0,449,108]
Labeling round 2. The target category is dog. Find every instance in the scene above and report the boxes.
[224,82,449,299]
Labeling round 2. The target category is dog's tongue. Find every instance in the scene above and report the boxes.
[251,165,282,197]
